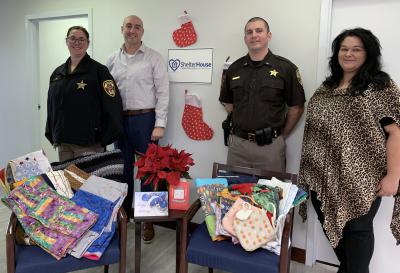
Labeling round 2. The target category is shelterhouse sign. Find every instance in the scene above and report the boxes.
[168,48,213,83]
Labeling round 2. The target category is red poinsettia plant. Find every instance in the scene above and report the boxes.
[135,143,195,190]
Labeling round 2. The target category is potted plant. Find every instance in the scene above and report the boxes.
[135,143,194,191]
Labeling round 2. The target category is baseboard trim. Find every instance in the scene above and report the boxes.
[316,260,339,268]
[291,247,306,264]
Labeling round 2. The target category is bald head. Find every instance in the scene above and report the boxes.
[121,15,144,49]
[123,15,143,28]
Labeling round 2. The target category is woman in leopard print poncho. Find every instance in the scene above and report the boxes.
[299,28,400,273]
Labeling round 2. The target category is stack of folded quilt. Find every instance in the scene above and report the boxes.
[3,175,98,259]
[195,174,307,254]
[1,150,127,260]
[70,175,127,260]
[51,149,124,183]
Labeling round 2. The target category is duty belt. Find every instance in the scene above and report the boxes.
[123,108,155,116]
[234,127,281,143]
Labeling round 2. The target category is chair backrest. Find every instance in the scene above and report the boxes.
[211,162,297,273]
[183,163,297,273]
[212,162,298,184]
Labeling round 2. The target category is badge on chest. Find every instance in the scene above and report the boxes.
[76,80,87,90]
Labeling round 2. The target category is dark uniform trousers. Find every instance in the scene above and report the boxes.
[311,191,381,273]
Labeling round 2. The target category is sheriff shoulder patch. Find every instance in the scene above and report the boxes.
[103,80,116,97]
[296,68,303,87]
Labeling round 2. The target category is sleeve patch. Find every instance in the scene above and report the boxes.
[103,80,116,97]
[296,68,303,87]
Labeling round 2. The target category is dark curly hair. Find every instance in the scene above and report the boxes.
[323,28,390,96]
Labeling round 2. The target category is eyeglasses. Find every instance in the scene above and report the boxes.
[339,47,365,54]
[66,36,88,44]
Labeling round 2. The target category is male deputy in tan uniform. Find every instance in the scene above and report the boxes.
[219,17,305,172]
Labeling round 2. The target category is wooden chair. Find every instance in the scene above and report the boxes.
[180,162,298,273]
[6,207,127,273]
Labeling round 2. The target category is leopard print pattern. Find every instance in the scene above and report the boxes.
[299,81,400,248]
[390,195,400,244]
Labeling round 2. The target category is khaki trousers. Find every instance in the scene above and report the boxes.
[227,134,286,172]
[58,143,105,162]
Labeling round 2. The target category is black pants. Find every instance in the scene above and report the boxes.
[311,191,381,273]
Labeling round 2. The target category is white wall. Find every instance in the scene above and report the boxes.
[0,1,38,166]
[0,0,321,250]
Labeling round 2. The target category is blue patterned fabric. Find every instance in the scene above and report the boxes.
[70,190,113,259]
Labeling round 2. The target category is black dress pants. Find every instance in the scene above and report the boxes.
[311,191,381,273]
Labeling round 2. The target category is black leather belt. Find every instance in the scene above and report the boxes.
[234,127,281,143]
[123,108,155,116]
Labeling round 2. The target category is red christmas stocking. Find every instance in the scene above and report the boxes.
[173,11,197,47]
[182,90,213,141]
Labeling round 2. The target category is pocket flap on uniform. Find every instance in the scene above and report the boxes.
[261,77,284,89]
[230,77,244,88]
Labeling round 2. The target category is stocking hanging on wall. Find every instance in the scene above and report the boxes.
[182,90,213,141]
[172,11,197,47]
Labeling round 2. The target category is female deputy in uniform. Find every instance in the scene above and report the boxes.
[298,28,400,273]
[45,26,123,162]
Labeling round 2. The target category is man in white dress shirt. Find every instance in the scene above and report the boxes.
[107,15,169,243]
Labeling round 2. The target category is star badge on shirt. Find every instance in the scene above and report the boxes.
[76,80,87,90]
[269,69,279,77]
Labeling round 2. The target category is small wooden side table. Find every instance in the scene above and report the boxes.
[134,208,190,273]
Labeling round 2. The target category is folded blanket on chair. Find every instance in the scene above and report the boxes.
[3,176,98,259]
[70,190,113,259]
[77,175,127,260]
[44,171,74,198]
[5,150,52,185]
[51,150,124,183]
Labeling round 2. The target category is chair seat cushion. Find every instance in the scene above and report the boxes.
[187,223,279,273]
[15,231,120,273]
